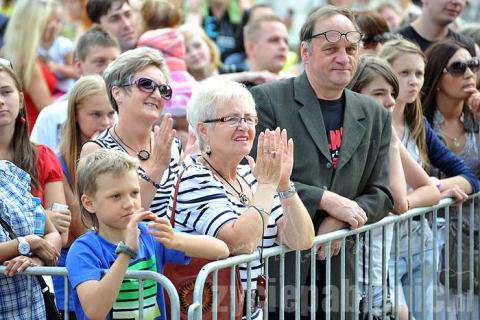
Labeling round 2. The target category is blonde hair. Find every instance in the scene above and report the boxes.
[76,149,139,229]
[60,75,108,189]
[179,24,221,75]
[379,39,429,166]
[3,0,59,88]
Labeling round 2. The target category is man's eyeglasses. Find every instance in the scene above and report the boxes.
[310,30,363,44]
[0,58,13,69]
[120,77,173,100]
[203,115,258,127]
[443,58,480,77]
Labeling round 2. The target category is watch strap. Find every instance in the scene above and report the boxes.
[115,241,137,259]
[277,182,297,199]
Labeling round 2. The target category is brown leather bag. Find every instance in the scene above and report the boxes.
[163,168,245,320]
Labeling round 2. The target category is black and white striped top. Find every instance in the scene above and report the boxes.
[168,154,283,290]
[93,128,181,218]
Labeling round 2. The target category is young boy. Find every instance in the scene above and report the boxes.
[66,149,229,320]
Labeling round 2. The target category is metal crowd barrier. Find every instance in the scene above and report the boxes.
[188,194,480,320]
[0,266,181,320]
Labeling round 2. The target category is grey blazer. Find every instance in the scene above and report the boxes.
[250,72,393,318]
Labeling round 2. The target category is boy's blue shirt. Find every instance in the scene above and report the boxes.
[66,222,190,320]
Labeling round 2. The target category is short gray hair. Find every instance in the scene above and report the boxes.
[187,78,255,151]
[103,46,170,111]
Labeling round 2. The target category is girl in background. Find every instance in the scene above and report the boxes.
[56,74,116,319]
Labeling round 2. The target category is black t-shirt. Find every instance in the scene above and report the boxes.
[319,96,345,169]
[203,8,241,61]
[397,25,476,56]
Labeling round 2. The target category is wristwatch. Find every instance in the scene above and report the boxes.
[115,241,137,259]
[17,237,31,256]
[277,182,297,199]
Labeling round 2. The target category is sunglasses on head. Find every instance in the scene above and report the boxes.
[443,57,480,77]
[121,77,173,100]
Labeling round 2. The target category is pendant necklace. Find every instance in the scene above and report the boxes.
[203,157,249,205]
[113,125,151,161]
[440,129,462,148]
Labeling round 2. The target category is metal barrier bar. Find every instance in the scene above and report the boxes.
[185,195,479,319]
[0,266,181,319]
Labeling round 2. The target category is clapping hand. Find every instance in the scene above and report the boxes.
[124,210,156,252]
[147,114,176,176]
[246,128,283,189]
[147,218,177,249]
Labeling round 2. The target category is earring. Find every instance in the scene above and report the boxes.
[18,116,26,124]
[205,145,212,156]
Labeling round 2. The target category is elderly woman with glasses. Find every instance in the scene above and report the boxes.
[169,78,314,319]
[81,47,178,217]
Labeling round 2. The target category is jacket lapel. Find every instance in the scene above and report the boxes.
[294,73,332,162]
[335,90,367,171]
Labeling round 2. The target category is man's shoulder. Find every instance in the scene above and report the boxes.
[36,99,68,119]
[345,89,390,118]
[396,25,416,38]
[447,29,476,56]
[250,76,296,94]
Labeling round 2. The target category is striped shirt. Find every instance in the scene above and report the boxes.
[168,154,283,289]
[93,128,181,218]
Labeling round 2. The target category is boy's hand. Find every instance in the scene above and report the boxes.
[147,218,178,249]
[124,210,156,252]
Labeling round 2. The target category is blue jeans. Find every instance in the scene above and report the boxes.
[389,248,435,320]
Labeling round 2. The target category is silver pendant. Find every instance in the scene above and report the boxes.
[453,138,461,148]
[239,193,249,205]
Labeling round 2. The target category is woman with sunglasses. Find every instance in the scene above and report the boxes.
[81,47,179,218]
[422,40,480,308]
[379,39,479,320]
[170,78,314,319]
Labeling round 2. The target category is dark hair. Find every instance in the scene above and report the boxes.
[75,25,120,61]
[86,0,128,23]
[141,0,182,30]
[348,55,399,99]
[354,10,397,48]
[422,39,479,133]
[0,66,39,190]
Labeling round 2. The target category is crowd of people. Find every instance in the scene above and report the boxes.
[0,0,479,319]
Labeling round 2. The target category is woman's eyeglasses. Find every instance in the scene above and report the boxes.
[203,115,258,127]
[121,77,173,100]
[443,58,480,77]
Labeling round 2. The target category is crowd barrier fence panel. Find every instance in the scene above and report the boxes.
[0,266,181,320]
[187,194,480,320]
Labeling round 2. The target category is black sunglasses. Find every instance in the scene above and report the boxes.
[443,58,480,77]
[121,77,173,100]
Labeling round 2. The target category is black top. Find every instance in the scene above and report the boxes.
[318,96,345,169]
[397,25,477,56]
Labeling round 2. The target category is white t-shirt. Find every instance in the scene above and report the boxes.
[30,98,68,153]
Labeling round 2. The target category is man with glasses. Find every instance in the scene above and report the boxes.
[250,6,393,320]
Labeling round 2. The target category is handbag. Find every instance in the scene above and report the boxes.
[439,218,479,293]
[0,216,62,320]
[163,167,245,320]
[358,233,395,320]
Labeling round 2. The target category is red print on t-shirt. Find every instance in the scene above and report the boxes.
[328,127,343,169]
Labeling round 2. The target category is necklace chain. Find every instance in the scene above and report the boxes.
[113,125,152,161]
[203,157,249,205]
[439,128,463,148]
